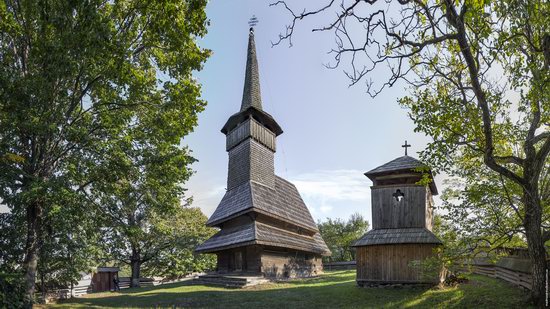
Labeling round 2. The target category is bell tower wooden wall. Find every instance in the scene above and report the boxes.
[370,184,432,230]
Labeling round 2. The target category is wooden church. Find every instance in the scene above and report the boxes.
[195,27,330,278]
[353,145,443,285]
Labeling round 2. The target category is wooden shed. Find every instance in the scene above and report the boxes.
[353,155,443,285]
[91,267,119,292]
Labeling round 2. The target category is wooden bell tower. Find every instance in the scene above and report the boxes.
[353,146,443,285]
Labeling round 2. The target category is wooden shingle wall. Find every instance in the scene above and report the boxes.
[226,118,276,152]
[227,138,275,190]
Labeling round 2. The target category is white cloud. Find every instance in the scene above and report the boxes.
[187,184,225,216]
[289,169,371,221]
[290,169,371,202]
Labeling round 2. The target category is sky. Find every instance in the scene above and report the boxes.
[0,1,443,220]
[184,0,442,225]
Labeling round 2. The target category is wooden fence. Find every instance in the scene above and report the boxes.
[324,261,357,271]
[118,277,156,289]
[460,257,534,290]
[323,257,535,291]
[40,273,204,303]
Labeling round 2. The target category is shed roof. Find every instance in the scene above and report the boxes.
[195,221,330,256]
[96,267,120,273]
[207,176,318,233]
[352,228,442,246]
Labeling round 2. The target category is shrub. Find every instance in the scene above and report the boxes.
[0,272,32,308]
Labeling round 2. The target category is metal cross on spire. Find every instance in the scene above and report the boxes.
[402,140,411,156]
[248,15,259,31]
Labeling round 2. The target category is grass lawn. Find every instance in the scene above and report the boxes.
[45,270,532,308]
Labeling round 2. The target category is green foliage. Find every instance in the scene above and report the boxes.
[36,198,100,291]
[273,0,549,304]
[139,207,216,278]
[0,272,31,308]
[439,168,532,252]
[317,213,369,262]
[0,0,209,300]
[0,213,24,272]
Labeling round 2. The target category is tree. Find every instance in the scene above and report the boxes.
[34,192,100,299]
[140,207,216,279]
[438,156,549,255]
[0,213,24,272]
[318,213,369,262]
[0,0,209,304]
[0,190,99,302]
[99,206,215,286]
[85,95,208,288]
[272,0,549,305]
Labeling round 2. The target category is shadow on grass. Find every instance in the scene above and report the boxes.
[53,272,532,309]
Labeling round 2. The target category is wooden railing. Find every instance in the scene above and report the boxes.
[323,261,357,271]
[118,277,155,289]
[460,257,534,290]
[323,257,536,291]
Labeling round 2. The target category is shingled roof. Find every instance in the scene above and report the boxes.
[221,29,283,136]
[352,228,442,246]
[221,107,283,136]
[365,155,428,177]
[207,176,318,233]
[365,155,438,195]
[241,29,262,111]
[195,221,330,256]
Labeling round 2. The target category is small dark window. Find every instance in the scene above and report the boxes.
[393,189,405,202]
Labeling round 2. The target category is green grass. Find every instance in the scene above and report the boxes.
[46,270,532,308]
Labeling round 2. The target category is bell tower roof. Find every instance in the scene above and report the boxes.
[365,155,438,195]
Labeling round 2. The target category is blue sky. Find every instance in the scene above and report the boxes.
[185,0,442,224]
[0,1,443,220]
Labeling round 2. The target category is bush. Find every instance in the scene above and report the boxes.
[0,273,32,308]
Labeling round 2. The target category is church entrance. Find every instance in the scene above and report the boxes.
[228,249,245,273]
[234,251,243,272]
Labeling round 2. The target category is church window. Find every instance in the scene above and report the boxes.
[392,189,405,202]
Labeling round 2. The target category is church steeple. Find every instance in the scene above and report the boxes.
[241,28,262,111]
[221,29,282,137]
[196,23,331,272]
[221,28,283,190]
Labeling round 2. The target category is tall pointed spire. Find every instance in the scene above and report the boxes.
[241,28,262,111]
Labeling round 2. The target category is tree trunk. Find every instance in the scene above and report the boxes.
[130,247,141,288]
[40,272,45,304]
[523,183,547,308]
[22,200,42,308]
